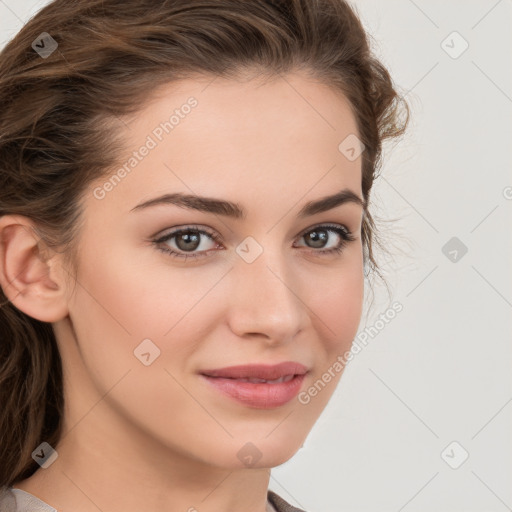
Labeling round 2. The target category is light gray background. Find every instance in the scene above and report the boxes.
[1,1,511,511]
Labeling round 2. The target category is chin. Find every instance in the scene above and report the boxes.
[234,436,306,470]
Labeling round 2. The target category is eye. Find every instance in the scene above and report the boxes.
[294,223,356,256]
[152,223,356,261]
[153,225,222,261]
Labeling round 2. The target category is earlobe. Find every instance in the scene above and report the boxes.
[0,215,69,323]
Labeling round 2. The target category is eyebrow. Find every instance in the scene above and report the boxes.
[130,188,365,219]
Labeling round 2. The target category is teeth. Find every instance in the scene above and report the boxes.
[235,375,295,384]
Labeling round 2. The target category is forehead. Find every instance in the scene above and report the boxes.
[125,71,359,146]
[89,71,363,217]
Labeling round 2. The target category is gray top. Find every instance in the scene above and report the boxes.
[0,487,306,512]
[0,489,57,512]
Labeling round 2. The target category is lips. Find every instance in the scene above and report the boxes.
[199,362,310,408]
[199,361,308,381]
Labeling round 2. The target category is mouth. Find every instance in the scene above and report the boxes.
[199,361,308,380]
[198,362,309,408]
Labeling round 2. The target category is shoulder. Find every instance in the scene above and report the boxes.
[267,489,309,512]
[0,486,57,512]
[0,485,16,512]
[1,485,309,512]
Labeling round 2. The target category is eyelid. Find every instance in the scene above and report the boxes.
[296,221,352,238]
[153,224,220,244]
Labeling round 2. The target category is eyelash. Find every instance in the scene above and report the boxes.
[153,223,356,261]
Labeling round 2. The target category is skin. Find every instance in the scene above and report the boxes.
[0,70,364,512]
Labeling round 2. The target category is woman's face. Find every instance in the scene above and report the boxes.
[58,71,365,470]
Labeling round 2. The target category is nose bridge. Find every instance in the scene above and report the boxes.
[227,239,307,341]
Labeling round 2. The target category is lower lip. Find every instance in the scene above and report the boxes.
[200,373,307,409]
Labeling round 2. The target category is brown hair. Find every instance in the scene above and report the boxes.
[0,0,408,486]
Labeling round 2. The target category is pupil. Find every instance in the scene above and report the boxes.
[307,230,327,248]
[178,232,200,251]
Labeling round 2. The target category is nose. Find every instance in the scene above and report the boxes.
[226,246,309,345]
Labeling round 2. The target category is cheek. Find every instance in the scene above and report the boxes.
[307,256,364,352]
[63,249,227,446]
[66,246,227,373]
[292,261,363,420]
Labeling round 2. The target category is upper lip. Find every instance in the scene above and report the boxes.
[200,362,308,380]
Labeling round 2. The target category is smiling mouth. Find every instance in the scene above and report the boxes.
[199,372,307,409]
[199,361,309,380]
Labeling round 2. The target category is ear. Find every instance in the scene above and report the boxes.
[0,215,70,322]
